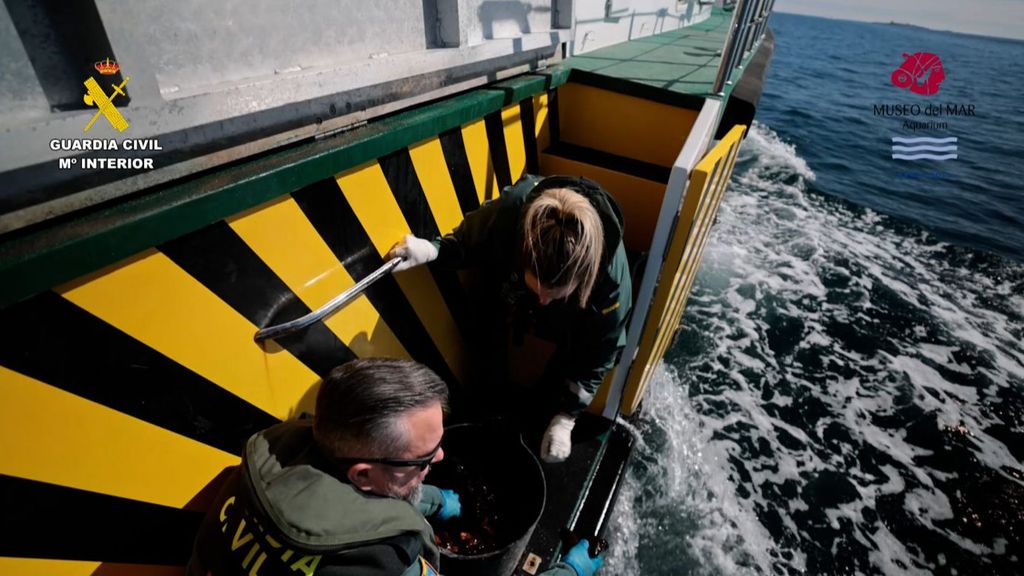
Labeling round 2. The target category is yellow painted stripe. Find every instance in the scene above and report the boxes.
[408,137,465,234]
[502,104,527,183]
[0,366,237,508]
[336,164,465,381]
[336,163,411,250]
[675,132,744,307]
[462,118,500,204]
[228,196,408,360]
[651,149,738,365]
[678,138,744,307]
[58,250,319,420]
[0,558,184,576]
[533,92,550,152]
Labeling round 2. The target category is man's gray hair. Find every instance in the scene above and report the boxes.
[313,358,449,458]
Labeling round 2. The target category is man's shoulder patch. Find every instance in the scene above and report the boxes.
[419,557,439,576]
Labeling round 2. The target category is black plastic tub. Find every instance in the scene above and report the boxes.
[428,422,546,576]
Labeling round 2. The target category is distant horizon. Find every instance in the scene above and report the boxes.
[774,0,1024,42]
[774,10,1024,43]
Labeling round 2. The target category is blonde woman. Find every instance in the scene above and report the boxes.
[388,175,631,463]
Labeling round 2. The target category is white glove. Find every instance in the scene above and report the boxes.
[388,234,438,272]
[540,413,576,463]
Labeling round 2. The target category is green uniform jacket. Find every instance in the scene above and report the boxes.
[187,420,441,576]
[188,421,577,576]
[433,175,632,415]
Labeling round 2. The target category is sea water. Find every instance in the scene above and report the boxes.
[605,13,1024,576]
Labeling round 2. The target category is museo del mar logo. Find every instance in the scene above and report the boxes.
[890,52,946,96]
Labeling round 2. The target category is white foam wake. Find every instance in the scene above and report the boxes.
[605,121,1024,576]
[603,365,779,576]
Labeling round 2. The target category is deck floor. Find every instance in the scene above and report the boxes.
[517,412,617,575]
[562,7,751,97]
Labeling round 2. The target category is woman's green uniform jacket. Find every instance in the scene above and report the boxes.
[432,175,632,416]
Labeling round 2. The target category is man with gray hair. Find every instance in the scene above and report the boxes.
[188,357,603,576]
[187,358,458,575]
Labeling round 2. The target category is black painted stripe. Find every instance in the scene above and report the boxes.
[548,89,561,148]
[290,179,459,385]
[438,128,482,215]
[544,142,672,183]
[484,110,513,191]
[378,149,471,336]
[0,292,276,455]
[379,149,443,240]
[0,474,202,564]
[160,221,356,377]
[520,98,540,175]
[567,68,706,111]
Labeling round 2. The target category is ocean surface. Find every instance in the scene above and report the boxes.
[605,13,1024,576]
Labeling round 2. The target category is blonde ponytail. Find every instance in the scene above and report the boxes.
[522,188,604,308]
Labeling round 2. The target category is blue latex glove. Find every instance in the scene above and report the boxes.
[436,489,461,521]
[563,539,604,576]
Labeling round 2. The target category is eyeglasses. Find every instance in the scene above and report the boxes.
[337,440,442,472]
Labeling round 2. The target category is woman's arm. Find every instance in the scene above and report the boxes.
[555,242,632,416]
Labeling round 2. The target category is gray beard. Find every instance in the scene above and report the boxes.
[388,482,423,507]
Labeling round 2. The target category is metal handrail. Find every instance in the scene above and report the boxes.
[711,0,747,94]
[711,0,771,95]
[254,257,403,342]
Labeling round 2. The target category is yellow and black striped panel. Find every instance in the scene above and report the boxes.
[0,289,281,455]
[460,117,502,204]
[0,471,205,574]
[621,125,747,415]
[1,366,238,508]
[482,101,534,191]
[60,247,326,418]
[227,197,409,361]
[500,103,529,183]
[288,177,460,385]
[333,162,468,383]
[0,288,270,573]
[0,94,547,574]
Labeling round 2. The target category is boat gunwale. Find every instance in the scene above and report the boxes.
[0,76,555,308]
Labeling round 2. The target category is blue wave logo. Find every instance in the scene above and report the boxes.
[891,136,958,160]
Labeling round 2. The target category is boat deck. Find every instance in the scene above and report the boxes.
[558,7,748,98]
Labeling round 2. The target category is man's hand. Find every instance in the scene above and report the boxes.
[563,539,605,576]
[540,413,575,463]
[436,489,461,521]
[387,234,438,272]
